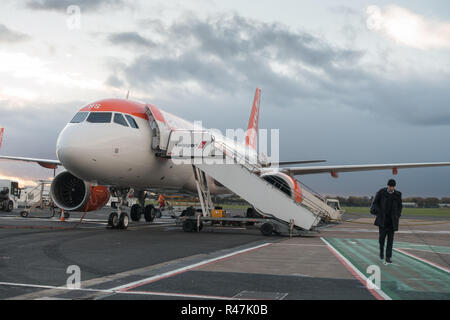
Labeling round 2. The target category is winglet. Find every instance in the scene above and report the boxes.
[245,88,261,151]
[0,128,4,149]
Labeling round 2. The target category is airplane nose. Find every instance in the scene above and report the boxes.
[57,126,83,170]
[56,124,98,178]
[57,143,78,169]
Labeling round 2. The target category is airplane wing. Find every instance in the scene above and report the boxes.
[0,129,60,169]
[277,160,326,166]
[261,159,326,168]
[273,162,450,177]
[0,155,61,169]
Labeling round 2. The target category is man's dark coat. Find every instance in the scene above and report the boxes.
[371,188,402,231]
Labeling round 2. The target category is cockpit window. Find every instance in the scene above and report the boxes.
[70,112,89,123]
[86,112,112,123]
[125,115,139,129]
[114,113,129,127]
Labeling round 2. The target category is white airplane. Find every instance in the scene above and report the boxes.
[1,88,450,229]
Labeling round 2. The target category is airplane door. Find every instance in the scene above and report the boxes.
[145,105,171,153]
[149,114,160,151]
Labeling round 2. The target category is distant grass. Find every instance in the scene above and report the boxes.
[343,206,450,218]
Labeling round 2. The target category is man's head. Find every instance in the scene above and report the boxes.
[387,179,396,192]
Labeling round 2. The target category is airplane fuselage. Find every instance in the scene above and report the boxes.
[56,98,247,193]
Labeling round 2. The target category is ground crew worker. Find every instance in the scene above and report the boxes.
[158,194,166,211]
[370,179,402,264]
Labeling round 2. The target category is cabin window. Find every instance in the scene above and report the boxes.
[125,115,139,129]
[86,112,112,123]
[70,112,89,123]
[114,113,129,127]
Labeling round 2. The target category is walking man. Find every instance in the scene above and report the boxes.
[370,179,403,264]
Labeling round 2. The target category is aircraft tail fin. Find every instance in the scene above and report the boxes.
[245,88,261,151]
[0,128,4,149]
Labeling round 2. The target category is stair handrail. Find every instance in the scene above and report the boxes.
[210,139,327,220]
[164,129,332,221]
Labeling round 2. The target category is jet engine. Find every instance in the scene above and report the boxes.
[50,171,110,212]
[259,172,303,203]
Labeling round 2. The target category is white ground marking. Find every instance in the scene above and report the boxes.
[394,248,450,273]
[320,228,450,234]
[397,247,450,255]
[271,243,326,247]
[108,242,273,292]
[0,242,273,300]
[0,281,236,300]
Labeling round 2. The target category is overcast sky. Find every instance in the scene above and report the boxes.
[0,0,449,197]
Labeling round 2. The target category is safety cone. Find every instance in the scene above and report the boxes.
[60,209,65,222]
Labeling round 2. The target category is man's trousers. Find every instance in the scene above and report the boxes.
[379,227,395,259]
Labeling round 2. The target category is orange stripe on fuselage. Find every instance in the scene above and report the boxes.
[79,99,150,120]
[148,105,166,124]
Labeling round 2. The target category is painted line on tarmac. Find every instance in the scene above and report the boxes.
[119,290,236,300]
[0,281,239,300]
[0,221,175,231]
[0,225,76,231]
[271,243,326,247]
[321,228,450,234]
[321,237,391,301]
[397,248,450,255]
[109,242,274,293]
[0,216,175,224]
[128,223,176,228]
[394,248,450,273]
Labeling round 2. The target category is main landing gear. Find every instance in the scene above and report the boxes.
[108,188,131,230]
[129,190,156,223]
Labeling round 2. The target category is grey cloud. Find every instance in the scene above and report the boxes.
[105,13,449,126]
[105,74,125,88]
[0,24,30,43]
[108,32,155,48]
[124,53,239,93]
[0,99,82,183]
[336,74,450,126]
[0,99,83,159]
[330,5,360,16]
[168,15,361,68]
[25,0,126,12]
[110,14,364,105]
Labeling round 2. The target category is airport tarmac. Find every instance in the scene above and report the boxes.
[0,208,448,300]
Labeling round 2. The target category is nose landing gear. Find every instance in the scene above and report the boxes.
[107,188,131,230]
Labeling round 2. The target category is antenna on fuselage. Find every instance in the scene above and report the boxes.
[126,89,131,100]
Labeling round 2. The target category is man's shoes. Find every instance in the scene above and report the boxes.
[385,257,392,264]
[380,252,384,260]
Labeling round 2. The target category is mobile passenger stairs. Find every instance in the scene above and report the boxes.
[18,180,60,218]
[146,108,342,236]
